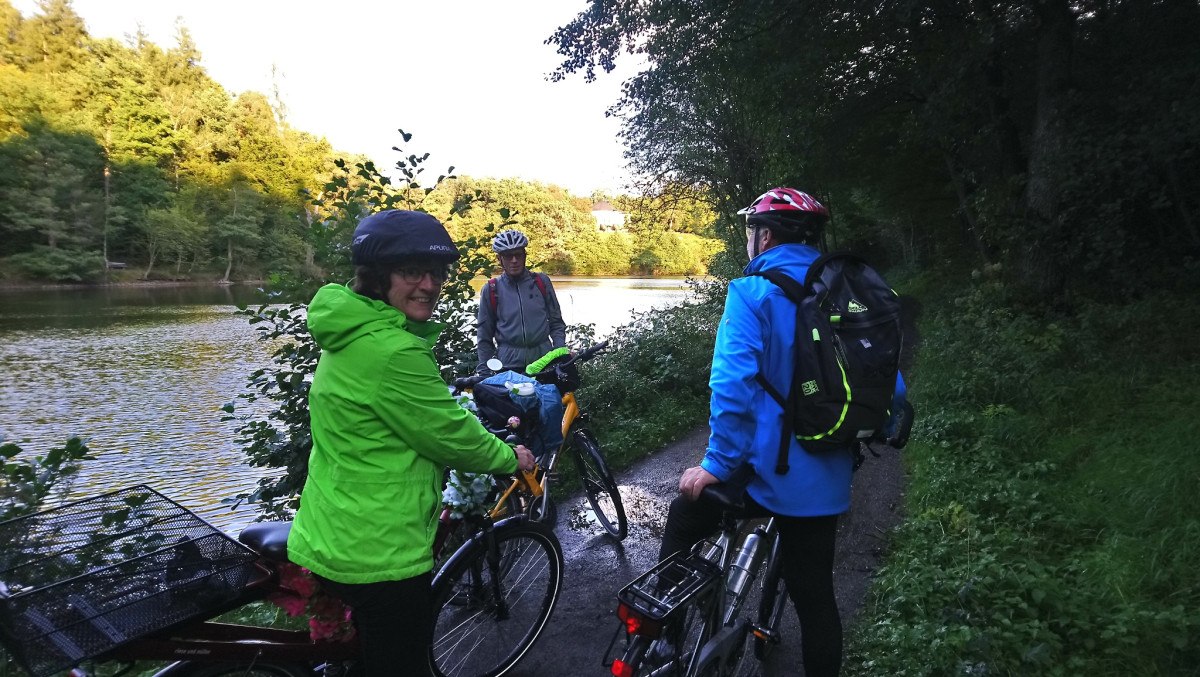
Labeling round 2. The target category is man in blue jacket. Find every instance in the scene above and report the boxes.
[660,187,907,677]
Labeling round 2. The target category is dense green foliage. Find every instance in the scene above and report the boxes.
[550,0,1200,300]
[846,278,1200,674]
[0,436,92,521]
[0,1,723,284]
[0,437,95,675]
[0,0,337,283]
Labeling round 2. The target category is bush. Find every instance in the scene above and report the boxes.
[6,245,104,282]
[847,281,1200,676]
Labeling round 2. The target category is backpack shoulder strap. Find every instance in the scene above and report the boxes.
[487,277,498,311]
[533,273,549,300]
[748,268,812,475]
[802,251,864,290]
[750,269,805,302]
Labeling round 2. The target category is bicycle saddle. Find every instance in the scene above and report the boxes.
[239,521,292,562]
[699,483,746,513]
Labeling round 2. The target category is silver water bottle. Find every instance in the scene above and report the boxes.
[725,531,763,606]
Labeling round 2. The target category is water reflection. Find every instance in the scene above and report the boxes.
[0,280,695,533]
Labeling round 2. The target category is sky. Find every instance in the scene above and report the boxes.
[13,0,639,196]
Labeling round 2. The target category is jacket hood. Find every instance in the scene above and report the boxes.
[307,283,444,352]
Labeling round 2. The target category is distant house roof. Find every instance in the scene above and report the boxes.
[591,201,626,230]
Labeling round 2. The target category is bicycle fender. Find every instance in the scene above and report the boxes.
[431,514,535,589]
[692,619,751,674]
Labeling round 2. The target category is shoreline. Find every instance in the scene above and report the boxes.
[0,274,703,293]
[0,279,265,292]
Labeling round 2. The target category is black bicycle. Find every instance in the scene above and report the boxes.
[604,402,915,676]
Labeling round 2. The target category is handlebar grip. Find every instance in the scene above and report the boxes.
[888,401,915,449]
[453,374,489,391]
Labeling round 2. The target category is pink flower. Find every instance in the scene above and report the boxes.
[266,591,308,617]
[277,563,318,597]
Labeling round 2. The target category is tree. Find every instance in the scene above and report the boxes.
[549,0,1200,300]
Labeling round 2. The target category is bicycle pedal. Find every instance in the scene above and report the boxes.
[751,624,781,644]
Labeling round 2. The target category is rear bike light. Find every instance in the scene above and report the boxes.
[617,601,663,638]
[611,658,635,677]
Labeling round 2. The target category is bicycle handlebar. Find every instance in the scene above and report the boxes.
[527,339,610,379]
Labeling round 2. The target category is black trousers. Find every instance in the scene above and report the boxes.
[318,572,434,677]
[660,494,842,677]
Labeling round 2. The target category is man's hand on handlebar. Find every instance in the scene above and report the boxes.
[514,445,536,473]
[679,465,719,501]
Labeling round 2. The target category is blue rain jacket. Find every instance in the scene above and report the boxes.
[700,243,907,516]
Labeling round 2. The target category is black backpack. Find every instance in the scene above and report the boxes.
[752,252,903,474]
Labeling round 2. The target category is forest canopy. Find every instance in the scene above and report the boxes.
[549,0,1200,301]
[0,0,723,285]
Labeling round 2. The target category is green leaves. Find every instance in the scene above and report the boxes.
[0,436,94,522]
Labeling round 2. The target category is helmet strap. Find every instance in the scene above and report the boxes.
[749,224,763,259]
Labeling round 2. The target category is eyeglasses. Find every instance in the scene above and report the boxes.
[498,250,527,261]
[396,266,450,284]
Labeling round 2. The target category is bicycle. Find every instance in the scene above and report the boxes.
[603,403,915,677]
[602,482,780,677]
[454,339,628,540]
[0,468,563,677]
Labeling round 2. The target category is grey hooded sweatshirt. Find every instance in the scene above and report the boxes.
[476,270,567,370]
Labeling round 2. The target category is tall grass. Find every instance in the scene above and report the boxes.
[848,282,1200,675]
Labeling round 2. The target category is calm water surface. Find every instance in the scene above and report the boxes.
[0,279,693,531]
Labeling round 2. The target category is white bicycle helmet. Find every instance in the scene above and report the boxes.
[492,229,529,253]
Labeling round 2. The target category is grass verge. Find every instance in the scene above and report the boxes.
[847,282,1200,675]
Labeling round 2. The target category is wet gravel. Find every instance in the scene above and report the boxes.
[507,425,906,676]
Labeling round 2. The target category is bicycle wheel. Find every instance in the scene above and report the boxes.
[154,661,312,677]
[753,544,788,661]
[571,428,628,540]
[430,519,564,677]
[617,591,716,677]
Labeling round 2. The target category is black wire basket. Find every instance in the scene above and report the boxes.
[0,485,261,677]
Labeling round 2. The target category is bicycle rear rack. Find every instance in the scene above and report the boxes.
[617,550,722,624]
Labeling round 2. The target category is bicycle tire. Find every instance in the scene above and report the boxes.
[753,543,787,661]
[571,428,628,540]
[430,518,564,677]
[153,661,312,677]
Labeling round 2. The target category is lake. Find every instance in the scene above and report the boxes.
[0,278,695,530]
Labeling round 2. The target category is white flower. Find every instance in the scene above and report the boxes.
[441,469,494,517]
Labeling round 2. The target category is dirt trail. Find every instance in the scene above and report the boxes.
[510,425,906,676]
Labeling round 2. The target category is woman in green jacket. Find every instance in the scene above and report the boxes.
[288,209,535,676]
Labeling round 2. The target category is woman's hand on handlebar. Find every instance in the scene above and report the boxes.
[514,444,536,473]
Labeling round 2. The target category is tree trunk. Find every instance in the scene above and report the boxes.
[223,239,233,283]
[142,246,156,280]
[944,152,992,265]
[1165,159,1200,247]
[1018,0,1075,297]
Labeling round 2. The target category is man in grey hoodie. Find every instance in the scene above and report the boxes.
[476,229,567,371]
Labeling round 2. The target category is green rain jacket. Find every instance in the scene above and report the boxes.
[288,283,517,584]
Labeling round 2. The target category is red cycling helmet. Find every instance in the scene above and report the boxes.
[737,187,829,218]
[739,187,829,247]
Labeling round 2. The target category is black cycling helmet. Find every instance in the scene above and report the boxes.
[350,210,460,265]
